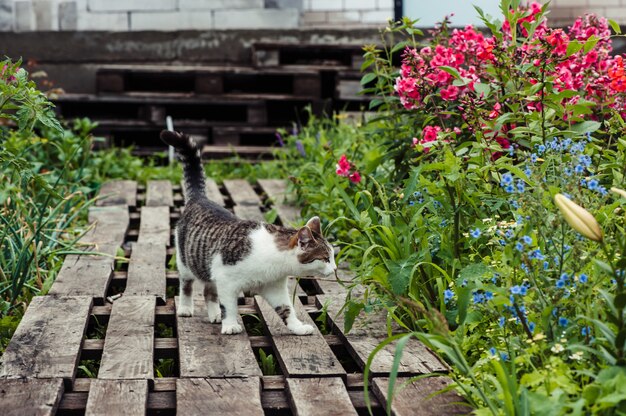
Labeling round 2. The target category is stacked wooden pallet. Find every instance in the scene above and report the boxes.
[52,42,373,159]
[0,179,465,415]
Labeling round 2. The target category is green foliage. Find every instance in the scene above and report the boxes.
[258,348,278,375]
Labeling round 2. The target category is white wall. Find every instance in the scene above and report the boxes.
[403,0,503,27]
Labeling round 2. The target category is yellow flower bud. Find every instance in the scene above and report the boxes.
[611,187,626,199]
[554,194,603,242]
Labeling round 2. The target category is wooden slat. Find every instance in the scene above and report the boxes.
[286,377,357,416]
[126,242,166,300]
[146,180,174,207]
[49,255,114,297]
[83,206,130,253]
[258,179,300,226]
[372,377,468,416]
[255,295,344,377]
[1,296,92,379]
[318,293,447,375]
[85,380,148,416]
[223,179,264,221]
[98,296,155,380]
[96,180,137,207]
[177,377,263,416]
[176,297,261,378]
[138,206,170,246]
[0,378,64,416]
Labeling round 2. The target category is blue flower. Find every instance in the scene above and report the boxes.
[522,235,532,244]
[516,180,525,193]
[529,322,536,333]
[444,289,454,303]
[529,249,544,260]
[524,166,532,176]
[500,352,510,361]
[408,201,415,206]
[470,228,482,238]
[519,285,528,295]
[499,316,506,327]
[581,326,591,336]
[501,173,513,185]
[558,317,569,327]
[510,285,522,295]
[515,242,524,252]
[510,200,519,209]
[543,261,549,270]
[505,229,514,239]
[484,291,494,301]
[537,144,546,154]
[472,291,485,304]
[574,164,584,174]
[556,280,565,288]
[505,185,515,193]
[530,153,538,163]
[489,347,497,356]
[579,274,588,284]
[587,179,599,191]
[499,239,506,246]
[560,273,569,281]
[564,167,572,176]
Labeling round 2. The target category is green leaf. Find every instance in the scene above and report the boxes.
[583,36,599,54]
[608,19,622,35]
[571,120,601,134]
[474,82,491,97]
[343,300,365,334]
[388,256,417,295]
[438,66,462,80]
[566,40,583,57]
[459,263,492,284]
[614,293,626,310]
[360,72,376,86]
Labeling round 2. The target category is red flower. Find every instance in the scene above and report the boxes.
[349,172,361,183]
[336,154,351,177]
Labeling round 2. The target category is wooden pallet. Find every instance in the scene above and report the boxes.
[0,179,466,415]
[252,42,365,70]
[96,64,322,98]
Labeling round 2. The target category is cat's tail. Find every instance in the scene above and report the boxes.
[160,130,206,201]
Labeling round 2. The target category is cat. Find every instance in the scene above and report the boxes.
[160,130,337,335]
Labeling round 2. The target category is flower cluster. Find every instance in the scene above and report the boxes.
[335,154,361,183]
[394,3,626,155]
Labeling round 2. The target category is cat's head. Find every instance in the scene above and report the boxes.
[293,217,337,276]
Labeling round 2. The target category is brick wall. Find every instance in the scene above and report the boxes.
[539,0,626,27]
[0,0,393,31]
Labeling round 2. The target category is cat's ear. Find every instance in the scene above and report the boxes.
[297,226,314,250]
[305,216,322,236]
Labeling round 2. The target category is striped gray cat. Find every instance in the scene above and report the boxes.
[160,130,336,335]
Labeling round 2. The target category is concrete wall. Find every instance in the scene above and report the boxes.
[539,0,626,27]
[0,0,394,31]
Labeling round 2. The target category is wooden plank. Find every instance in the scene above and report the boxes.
[177,377,263,416]
[146,180,174,207]
[85,380,148,416]
[255,295,344,377]
[176,297,261,378]
[96,180,137,207]
[138,206,170,246]
[372,377,468,416]
[83,206,129,252]
[126,242,166,300]
[1,296,92,379]
[286,377,357,416]
[223,179,264,221]
[49,255,114,297]
[258,179,300,226]
[318,293,447,375]
[98,296,155,380]
[0,378,64,416]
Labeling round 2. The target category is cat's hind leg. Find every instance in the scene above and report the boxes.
[260,278,314,335]
[177,264,195,317]
[216,273,243,334]
[203,281,221,323]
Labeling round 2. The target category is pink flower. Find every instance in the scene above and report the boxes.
[440,85,459,101]
[349,172,361,183]
[336,155,351,176]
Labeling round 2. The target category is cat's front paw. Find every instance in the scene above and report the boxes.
[289,323,315,335]
[221,323,243,335]
[177,305,193,317]
[207,304,222,323]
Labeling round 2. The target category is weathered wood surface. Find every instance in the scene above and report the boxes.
[50,206,128,297]
[1,296,92,379]
[49,255,114,298]
[85,380,148,416]
[96,180,137,207]
[146,180,174,207]
[286,377,357,416]
[138,205,170,246]
[177,377,264,416]
[98,296,155,380]
[126,242,166,300]
[176,297,261,378]
[223,179,265,221]
[258,179,300,225]
[256,295,344,377]
[0,378,64,416]
[317,272,447,375]
[373,377,468,416]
